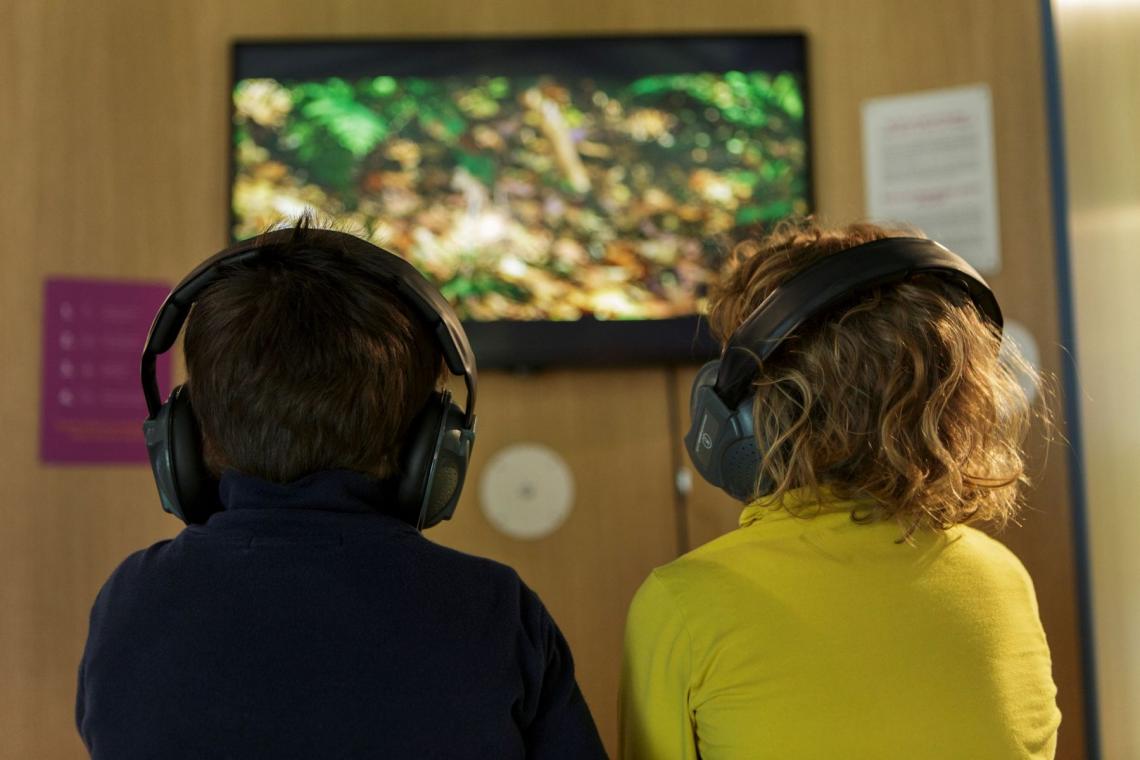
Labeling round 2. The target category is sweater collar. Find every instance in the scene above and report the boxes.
[219,469,394,515]
[738,484,875,528]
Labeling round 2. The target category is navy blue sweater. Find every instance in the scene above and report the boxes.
[77,470,606,759]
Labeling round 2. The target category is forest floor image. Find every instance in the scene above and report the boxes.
[232,72,808,321]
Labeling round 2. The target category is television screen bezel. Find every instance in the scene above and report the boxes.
[229,33,813,369]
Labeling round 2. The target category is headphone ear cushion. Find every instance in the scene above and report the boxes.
[168,387,222,524]
[143,385,221,524]
[419,403,472,529]
[396,392,446,525]
[721,436,762,503]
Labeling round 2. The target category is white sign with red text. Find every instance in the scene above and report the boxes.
[862,84,1001,273]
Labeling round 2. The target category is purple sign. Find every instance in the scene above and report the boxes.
[40,277,172,464]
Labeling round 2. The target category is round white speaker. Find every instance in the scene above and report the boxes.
[479,443,575,540]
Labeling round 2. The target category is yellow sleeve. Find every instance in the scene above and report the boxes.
[619,572,699,760]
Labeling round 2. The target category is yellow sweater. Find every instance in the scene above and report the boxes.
[620,489,1060,759]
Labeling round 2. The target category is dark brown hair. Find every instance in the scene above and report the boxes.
[708,220,1043,535]
[184,221,443,483]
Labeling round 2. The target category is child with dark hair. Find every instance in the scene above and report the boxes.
[77,222,606,759]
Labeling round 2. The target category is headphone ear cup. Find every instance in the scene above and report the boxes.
[396,391,473,529]
[684,361,763,503]
[142,385,221,524]
[420,403,471,529]
[684,361,730,487]
[689,360,722,415]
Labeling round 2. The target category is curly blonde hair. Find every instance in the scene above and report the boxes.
[707,220,1041,535]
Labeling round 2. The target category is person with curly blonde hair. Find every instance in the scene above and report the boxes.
[620,221,1061,759]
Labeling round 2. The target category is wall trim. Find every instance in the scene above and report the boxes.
[1039,2,1101,757]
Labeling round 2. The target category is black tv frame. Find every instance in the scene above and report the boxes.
[230,33,813,369]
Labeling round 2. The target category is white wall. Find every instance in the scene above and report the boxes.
[1055,2,1140,757]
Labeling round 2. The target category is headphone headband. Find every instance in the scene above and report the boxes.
[141,228,477,425]
[713,237,1002,407]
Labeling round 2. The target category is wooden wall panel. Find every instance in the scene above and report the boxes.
[0,1,1087,757]
[431,368,680,749]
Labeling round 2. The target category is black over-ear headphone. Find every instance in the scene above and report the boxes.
[141,228,477,529]
[684,237,1003,503]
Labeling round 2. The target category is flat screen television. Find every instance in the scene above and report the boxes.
[230,35,812,368]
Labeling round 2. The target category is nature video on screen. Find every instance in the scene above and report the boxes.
[232,72,808,321]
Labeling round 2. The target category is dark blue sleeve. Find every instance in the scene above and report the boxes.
[74,547,154,755]
[75,654,86,743]
[76,578,107,753]
[517,585,608,759]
